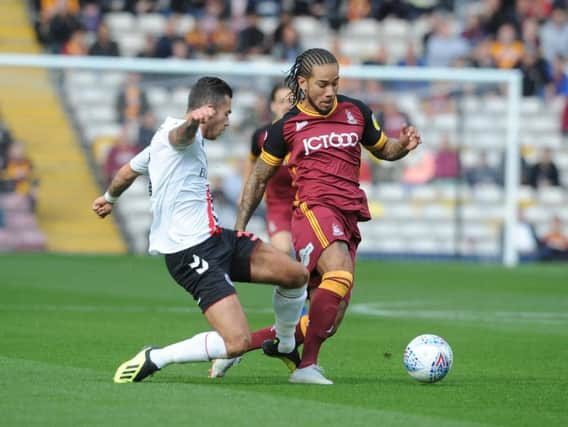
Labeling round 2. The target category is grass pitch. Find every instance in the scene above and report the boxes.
[1,254,566,426]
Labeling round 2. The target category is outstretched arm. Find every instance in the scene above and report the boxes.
[369,125,421,161]
[235,159,278,230]
[168,104,215,148]
[92,163,141,218]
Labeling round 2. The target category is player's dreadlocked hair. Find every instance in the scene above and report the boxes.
[285,48,338,105]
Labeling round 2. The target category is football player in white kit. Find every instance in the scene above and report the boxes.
[92,77,308,383]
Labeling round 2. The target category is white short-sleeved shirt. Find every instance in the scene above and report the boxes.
[130,146,150,175]
[131,117,219,254]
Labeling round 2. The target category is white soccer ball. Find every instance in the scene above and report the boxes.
[403,334,453,383]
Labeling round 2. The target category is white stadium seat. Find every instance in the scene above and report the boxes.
[171,87,190,108]
[233,91,258,109]
[176,15,195,35]
[472,184,503,203]
[518,186,535,203]
[377,237,406,252]
[257,17,278,36]
[410,239,441,254]
[374,183,405,201]
[520,97,542,114]
[340,38,377,61]
[381,18,409,39]
[422,204,452,220]
[84,122,121,141]
[116,32,145,57]
[525,205,550,224]
[106,12,135,36]
[65,70,98,88]
[484,97,507,113]
[293,16,321,37]
[410,186,437,201]
[341,19,380,39]
[99,72,127,89]
[384,203,416,219]
[538,187,565,205]
[137,13,166,36]
[76,105,116,125]
[146,87,170,110]
[474,240,499,256]
[431,114,457,132]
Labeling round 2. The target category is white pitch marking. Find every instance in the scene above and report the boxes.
[349,303,568,325]
[1,303,567,326]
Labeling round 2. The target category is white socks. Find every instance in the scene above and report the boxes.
[273,285,307,353]
[145,286,307,368]
[149,331,228,369]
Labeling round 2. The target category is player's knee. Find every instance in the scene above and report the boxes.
[290,264,309,287]
[276,261,309,289]
[224,332,251,357]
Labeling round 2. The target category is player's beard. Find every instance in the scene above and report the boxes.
[306,92,333,116]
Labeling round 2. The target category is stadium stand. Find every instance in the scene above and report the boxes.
[4,0,567,260]
[0,0,126,253]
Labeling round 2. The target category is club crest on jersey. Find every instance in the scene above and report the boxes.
[296,120,308,132]
[345,110,357,124]
[332,223,344,236]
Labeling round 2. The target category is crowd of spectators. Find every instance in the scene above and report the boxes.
[0,112,45,251]
[371,99,564,189]
[32,0,568,169]
[26,0,568,260]
[513,209,568,261]
[30,1,568,99]
[0,112,38,211]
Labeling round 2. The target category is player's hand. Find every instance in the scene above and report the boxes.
[187,104,216,125]
[92,196,113,218]
[399,125,422,151]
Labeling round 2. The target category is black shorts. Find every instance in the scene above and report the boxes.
[165,228,261,312]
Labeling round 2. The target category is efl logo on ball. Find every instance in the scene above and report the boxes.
[404,334,453,383]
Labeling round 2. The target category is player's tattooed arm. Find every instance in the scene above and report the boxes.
[169,104,216,148]
[372,138,410,161]
[372,125,422,161]
[107,164,141,197]
[169,120,200,147]
[92,164,140,218]
[235,159,278,230]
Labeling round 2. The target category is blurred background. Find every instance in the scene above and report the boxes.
[0,0,567,264]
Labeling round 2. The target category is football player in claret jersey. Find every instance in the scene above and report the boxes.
[243,83,295,253]
[208,84,296,378]
[91,77,308,383]
[236,48,422,384]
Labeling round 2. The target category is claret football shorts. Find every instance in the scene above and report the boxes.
[266,204,293,237]
[292,203,360,293]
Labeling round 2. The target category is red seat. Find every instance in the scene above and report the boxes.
[14,230,47,251]
[0,229,17,251]
[5,212,38,229]
[0,193,30,213]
